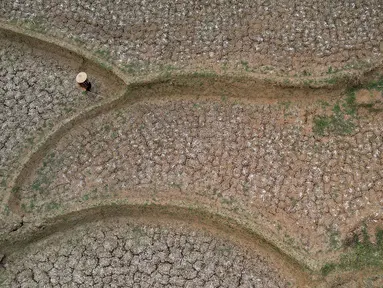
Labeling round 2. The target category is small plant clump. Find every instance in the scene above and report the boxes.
[321,227,383,276]
[364,76,383,92]
[95,49,112,59]
[240,60,250,72]
[313,90,357,136]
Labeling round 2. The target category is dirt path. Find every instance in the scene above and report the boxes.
[1,15,383,287]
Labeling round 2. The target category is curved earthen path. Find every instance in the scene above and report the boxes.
[15,83,383,269]
[0,27,318,287]
[0,28,125,208]
[1,3,383,286]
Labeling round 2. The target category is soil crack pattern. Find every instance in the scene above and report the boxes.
[16,93,383,268]
[0,30,125,218]
[1,2,383,286]
[0,35,93,196]
[1,0,382,78]
[3,217,293,287]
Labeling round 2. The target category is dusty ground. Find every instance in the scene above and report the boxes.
[1,0,382,76]
[2,216,295,287]
[1,3,383,287]
[0,31,314,287]
[0,31,122,207]
[16,84,383,263]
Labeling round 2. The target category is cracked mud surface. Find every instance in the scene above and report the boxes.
[2,217,291,287]
[0,35,106,204]
[1,0,382,76]
[19,94,383,259]
[1,2,383,285]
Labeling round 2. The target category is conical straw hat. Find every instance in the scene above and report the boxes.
[76,72,87,83]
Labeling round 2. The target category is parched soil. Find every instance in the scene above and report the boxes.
[1,6,383,286]
[0,31,123,207]
[2,216,298,287]
[1,0,382,76]
[324,269,383,288]
[14,79,383,269]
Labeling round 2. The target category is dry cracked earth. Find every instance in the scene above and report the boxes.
[1,0,382,76]
[1,1,383,288]
[0,32,110,205]
[3,218,290,288]
[18,91,383,259]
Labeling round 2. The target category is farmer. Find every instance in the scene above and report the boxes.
[76,72,92,92]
